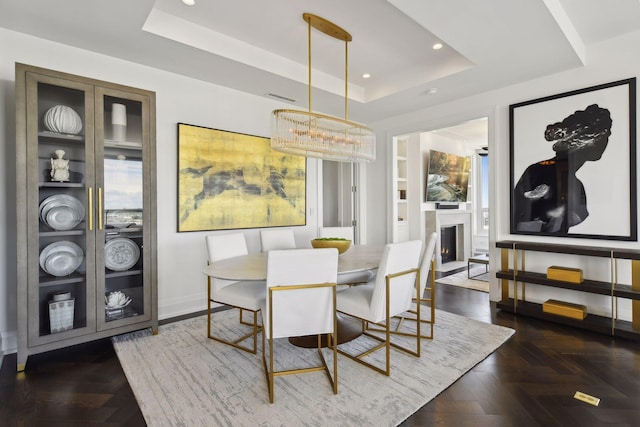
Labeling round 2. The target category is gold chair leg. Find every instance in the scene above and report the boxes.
[207,278,261,354]
[262,285,338,403]
[339,268,422,375]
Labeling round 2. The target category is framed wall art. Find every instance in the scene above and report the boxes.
[510,78,637,240]
[425,149,471,203]
[177,124,306,232]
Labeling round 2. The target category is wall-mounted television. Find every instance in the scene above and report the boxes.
[425,149,471,202]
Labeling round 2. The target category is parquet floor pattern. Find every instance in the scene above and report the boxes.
[2,277,639,426]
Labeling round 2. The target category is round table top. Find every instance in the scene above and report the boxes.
[203,244,384,281]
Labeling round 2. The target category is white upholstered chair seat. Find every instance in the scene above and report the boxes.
[217,281,266,311]
[336,270,375,287]
[335,283,374,319]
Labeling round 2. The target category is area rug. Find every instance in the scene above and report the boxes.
[112,309,514,426]
[436,266,490,292]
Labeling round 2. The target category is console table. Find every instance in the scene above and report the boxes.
[496,240,640,340]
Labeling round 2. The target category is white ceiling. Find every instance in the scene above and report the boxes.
[1,0,640,124]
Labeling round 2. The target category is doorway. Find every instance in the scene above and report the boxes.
[391,116,490,273]
[322,161,358,242]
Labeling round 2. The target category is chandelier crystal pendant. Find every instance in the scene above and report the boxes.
[271,13,376,163]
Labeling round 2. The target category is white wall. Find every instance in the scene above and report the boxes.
[368,30,640,317]
[0,28,321,353]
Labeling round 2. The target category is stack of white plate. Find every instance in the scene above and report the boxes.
[40,241,84,277]
[39,194,85,231]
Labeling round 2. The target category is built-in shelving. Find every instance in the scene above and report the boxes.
[392,138,409,241]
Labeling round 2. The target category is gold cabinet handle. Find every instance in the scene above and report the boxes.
[98,187,103,230]
[88,187,93,231]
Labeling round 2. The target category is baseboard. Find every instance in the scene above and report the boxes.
[159,294,208,321]
[1,330,16,355]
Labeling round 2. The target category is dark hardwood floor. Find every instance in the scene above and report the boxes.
[2,275,639,426]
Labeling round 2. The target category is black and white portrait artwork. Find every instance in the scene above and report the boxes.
[510,79,636,240]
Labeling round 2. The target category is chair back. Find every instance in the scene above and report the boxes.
[264,248,338,339]
[206,232,248,263]
[260,229,296,252]
[205,232,249,292]
[369,240,423,323]
[319,226,354,240]
[418,232,438,296]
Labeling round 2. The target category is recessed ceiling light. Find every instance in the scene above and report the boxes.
[426,87,439,95]
[362,73,371,79]
[432,42,443,50]
[182,0,195,5]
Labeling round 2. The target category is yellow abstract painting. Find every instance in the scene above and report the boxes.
[178,124,306,232]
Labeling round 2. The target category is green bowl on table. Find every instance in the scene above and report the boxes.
[311,238,352,254]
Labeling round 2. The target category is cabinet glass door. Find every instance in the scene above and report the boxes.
[26,73,96,345]
[95,88,152,330]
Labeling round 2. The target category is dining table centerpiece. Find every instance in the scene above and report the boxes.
[310,237,352,254]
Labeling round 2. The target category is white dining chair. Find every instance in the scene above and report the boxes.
[413,232,438,338]
[205,232,265,353]
[261,248,339,403]
[260,229,296,252]
[368,232,438,339]
[337,240,423,376]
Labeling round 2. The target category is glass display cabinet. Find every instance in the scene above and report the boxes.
[15,63,158,371]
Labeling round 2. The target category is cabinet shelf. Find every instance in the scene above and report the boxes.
[106,269,142,279]
[39,273,85,287]
[496,270,640,300]
[497,299,615,336]
[39,181,85,188]
[38,131,84,141]
[104,140,142,150]
[497,240,640,341]
[39,229,85,237]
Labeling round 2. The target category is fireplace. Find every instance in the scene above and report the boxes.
[440,226,457,264]
[425,210,472,269]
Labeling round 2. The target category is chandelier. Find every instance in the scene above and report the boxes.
[271,13,376,163]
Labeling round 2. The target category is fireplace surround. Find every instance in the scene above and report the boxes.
[425,210,472,269]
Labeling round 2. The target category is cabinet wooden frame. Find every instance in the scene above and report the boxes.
[15,63,158,370]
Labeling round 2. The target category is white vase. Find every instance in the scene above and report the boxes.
[112,103,127,142]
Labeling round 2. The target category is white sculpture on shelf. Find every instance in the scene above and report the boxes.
[50,149,70,182]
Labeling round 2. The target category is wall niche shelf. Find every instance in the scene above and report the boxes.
[496,240,640,340]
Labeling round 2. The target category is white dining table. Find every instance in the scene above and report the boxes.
[203,244,385,347]
[203,244,384,281]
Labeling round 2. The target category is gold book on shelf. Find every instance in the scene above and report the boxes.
[547,266,583,283]
[542,299,587,320]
